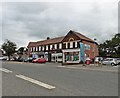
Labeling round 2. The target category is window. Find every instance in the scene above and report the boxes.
[85,44,90,50]
[36,47,38,51]
[59,43,62,49]
[46,45,48,50]
[42,46,44,51]
[66,43,68,49]
[39,46,41,51]
[33,47,35,52]
[31,47,32,52]
[54,44,57,49]
[70,42,73,48]
[50,45,52,50]
[75,41,77,47]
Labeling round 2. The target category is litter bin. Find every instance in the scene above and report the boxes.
[86,57,90,65]
[86,60,90,65]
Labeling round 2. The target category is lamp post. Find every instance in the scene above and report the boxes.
[94,38,96,66]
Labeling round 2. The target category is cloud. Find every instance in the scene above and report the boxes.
[1,2,117,48]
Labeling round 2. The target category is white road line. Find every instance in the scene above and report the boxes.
[0,68,13,73]
[16,74,56,90]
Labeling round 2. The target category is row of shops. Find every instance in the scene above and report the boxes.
[27,30,99,64]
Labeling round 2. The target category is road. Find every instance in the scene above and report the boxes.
[1,61,118,96]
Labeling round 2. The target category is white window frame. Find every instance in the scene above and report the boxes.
[42,46,44,51]
[59,43,62,49]
[46,45,48,50]
[66,43,68,49]
[75,41,77,47]
[33,47,35,52]
[50,45,52,50]
[39,46,41,51]
[36,47,38,51]
[54,44,57,49]
[70,42,73,48]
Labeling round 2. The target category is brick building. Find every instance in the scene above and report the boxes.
[27,30,99,64]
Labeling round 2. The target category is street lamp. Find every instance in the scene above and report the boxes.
[94,38,96,66]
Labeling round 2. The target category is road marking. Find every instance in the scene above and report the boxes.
[16,74,55,90]
[0,68,13,73]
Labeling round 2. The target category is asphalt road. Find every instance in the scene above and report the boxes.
[1,61,118,96]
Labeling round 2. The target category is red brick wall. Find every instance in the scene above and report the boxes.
[82,40,99,60]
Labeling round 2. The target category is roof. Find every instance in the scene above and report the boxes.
[71,31,94,42]
[27,30,96,47]
[27,36,64,47]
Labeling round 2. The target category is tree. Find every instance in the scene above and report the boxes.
[17,47,25,55]
[99,33,120,57]
[17,47,28,55]
[2,39,17,60]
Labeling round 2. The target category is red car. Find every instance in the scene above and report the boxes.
[32,58,46,63]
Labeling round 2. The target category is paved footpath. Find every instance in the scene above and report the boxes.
[6,61,118,73]
[59,64,118,73]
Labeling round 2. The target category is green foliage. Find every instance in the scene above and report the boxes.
[99,33,120,58]
[2,39,17,60]
[17,47,28,54]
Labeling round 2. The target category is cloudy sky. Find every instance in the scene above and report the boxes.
[0,0,118,48]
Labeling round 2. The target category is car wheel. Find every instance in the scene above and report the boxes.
[111,63,115,66]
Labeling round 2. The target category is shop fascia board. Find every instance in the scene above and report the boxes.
[62,48,80,52]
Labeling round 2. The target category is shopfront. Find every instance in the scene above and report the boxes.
[62,49,80,64]
[51,53,62,62]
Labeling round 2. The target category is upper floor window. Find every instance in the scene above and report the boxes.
[66,43,68,49]
[85,44,90,50]
[75,41,77,47]
[33,47,35,52]
[50,45,52,50]
[70,42,73,48]
[36,47,38,51]
[46,45,48,50]
[54,44,57,49]
[59,43,62,49]
[39,46,41,51]
[42,46,44,51]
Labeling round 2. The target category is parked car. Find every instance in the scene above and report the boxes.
[116,58,120,65]
[102,58,118,66]
[0,56,8,61]
[32,58,46,63]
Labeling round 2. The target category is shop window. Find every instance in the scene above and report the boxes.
[65,52,79,62]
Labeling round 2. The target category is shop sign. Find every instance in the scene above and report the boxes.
[80,42,85,62]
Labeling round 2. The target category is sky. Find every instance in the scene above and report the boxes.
[0,0,118,48]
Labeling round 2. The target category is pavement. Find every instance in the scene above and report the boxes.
[7,61,118,73]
